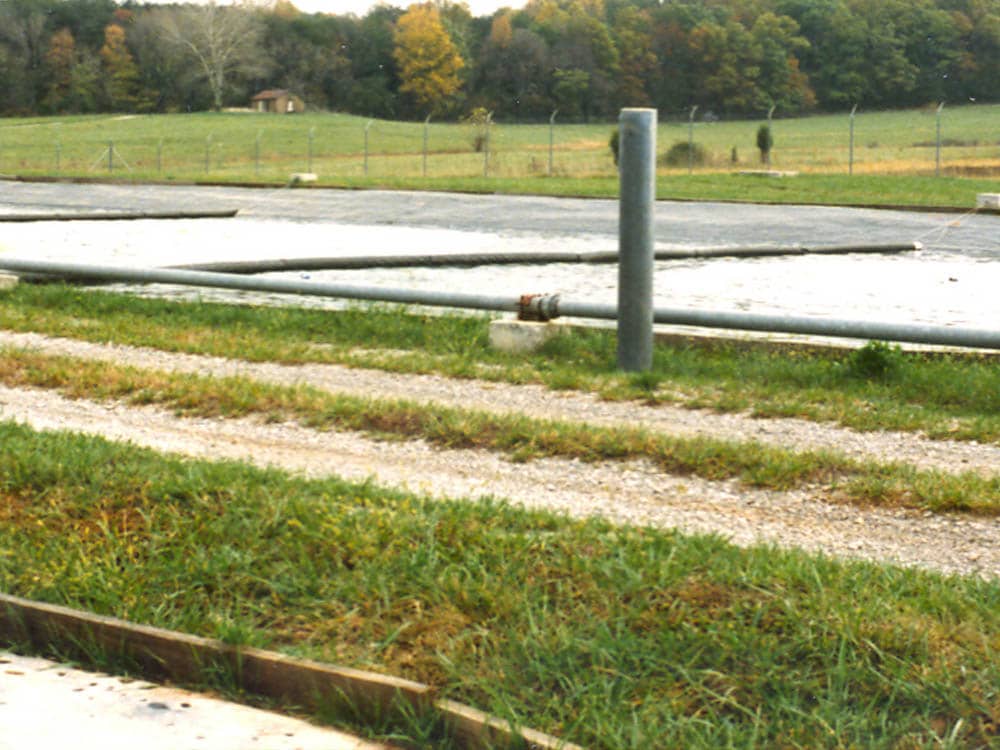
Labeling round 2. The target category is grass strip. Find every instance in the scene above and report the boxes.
[0,422,997,749]
[1,348,998,515]
[2,284,1000,444]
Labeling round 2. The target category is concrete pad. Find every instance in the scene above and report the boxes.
[976,193,1000,210]
[289,173,318,185]
[489,319,566,354]
[0,274,17,291]
[0,651,385,750]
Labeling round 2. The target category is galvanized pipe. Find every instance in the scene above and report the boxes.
[3,258,1000,351]
[0,259,524,315]
[617,108,657,371]
[556,299,1000,350]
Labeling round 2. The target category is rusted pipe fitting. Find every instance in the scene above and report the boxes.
[517,293,561,322]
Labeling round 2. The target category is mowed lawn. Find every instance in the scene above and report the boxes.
[0,104,997,207]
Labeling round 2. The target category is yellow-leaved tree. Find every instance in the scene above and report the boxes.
[393,3,463,116]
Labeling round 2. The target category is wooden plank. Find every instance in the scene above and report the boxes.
[0,593,584,749]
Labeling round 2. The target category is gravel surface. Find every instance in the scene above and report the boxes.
[0,330,997,580]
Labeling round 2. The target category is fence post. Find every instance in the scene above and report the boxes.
[548,109,558,176]
[205,135,212,173]
[483,111,493,178]
[255,131,261,177]
[423,114,430,177]
[935,102,945,177]
[688,105,698,174]
[364,120,373,177]
[766,105,776,168]
[108,141,114,173]
[157,138,163,174]
[849,104,857,176]
[55,142,60,173]
[308,127,315,173]
[617,108,656,372]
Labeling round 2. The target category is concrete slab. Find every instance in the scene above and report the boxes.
[489,319,567,354]
[0,651,385,750]
[0,274,17,291]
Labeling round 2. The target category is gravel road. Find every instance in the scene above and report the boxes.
[0,330,996,580]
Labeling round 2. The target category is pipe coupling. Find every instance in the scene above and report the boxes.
[518,293,561,322]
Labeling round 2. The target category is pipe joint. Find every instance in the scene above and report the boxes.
[518,293,561,322]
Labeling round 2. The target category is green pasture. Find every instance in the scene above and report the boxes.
[1,421,998,749]
[0,105,996,201]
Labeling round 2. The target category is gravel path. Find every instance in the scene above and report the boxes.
[0,330,997,579]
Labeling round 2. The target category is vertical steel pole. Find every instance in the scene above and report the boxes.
[423,114,430,177]
[617,108,656,372]
[483,111,492,178]
[308,127,314,173]
[849,104,857,176]
[766,104,775,168]
[108,141,113,173]
[548,109,557,176]
[364,120,373,176]
[687,105,698,174]
[935,102,944,177]
[205,135,212,173]
[55,142,60,173]
[255,131,261,177]
[157,138,163,174]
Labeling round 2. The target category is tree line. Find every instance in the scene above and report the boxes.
[1,0,997,121]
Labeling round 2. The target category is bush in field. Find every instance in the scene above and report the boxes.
[659,140,707,167]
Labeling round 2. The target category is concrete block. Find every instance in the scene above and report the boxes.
[0,273,19,290]
[976,193,1000,210]
[289,172,318,185]
[489,318,566,354]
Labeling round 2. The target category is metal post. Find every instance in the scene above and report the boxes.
[254,131,261,177]
[205,135,212,173]
[308,127,315,173]
[548,110,558,176]
[849,104,857,176]
[766,104,776,168]
[157,139,163,174]
[617,108,656,372]
[935,101,945,177]
[483,112,493,178]
[422,114,430,177]
[688,105,698,175]
[55,142,60,173]
[108,141,114,173]
[364,120,373,177]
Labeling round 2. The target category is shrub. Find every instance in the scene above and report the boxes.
[659,140,707,167]
[846,341,903,380]
[756,124,773,163]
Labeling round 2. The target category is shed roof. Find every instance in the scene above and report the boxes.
[251,89,290,101]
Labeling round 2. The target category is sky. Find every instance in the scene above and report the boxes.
[279,0,526,15]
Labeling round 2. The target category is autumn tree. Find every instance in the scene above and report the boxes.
[100,23,139,111]
[43,28,76,111]
[612,6,656,107]
[393,3,464,117]
[475,13,550,117]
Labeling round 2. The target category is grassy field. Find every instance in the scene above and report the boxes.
[1,285,1000,515]
[1,423,998,749]
[1,104,997,207]
[1,286,1000,746]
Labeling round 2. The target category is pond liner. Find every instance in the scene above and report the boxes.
[0,209,239,222]
[170,242,921,274]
